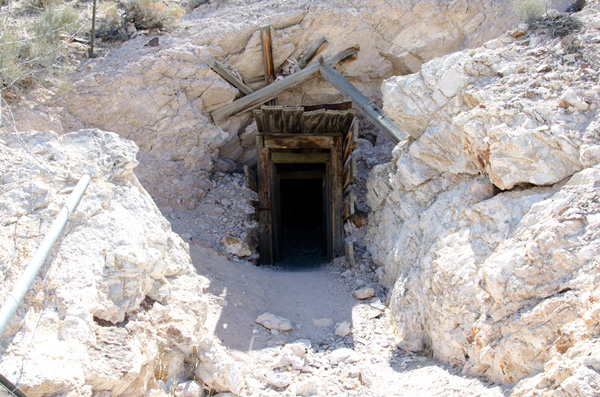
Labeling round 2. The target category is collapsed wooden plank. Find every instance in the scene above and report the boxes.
[343,154,356,190]
[209,59,254,95]
[243,165,257,192]
[345,238,356,266]
[211,46,359,123]
[343,191,355,220]
[343,120,358,165]
[298,37,328,69]
[319,62,410,144]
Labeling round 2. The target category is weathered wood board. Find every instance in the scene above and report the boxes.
[211,47,358,123]
[243,165,257,192]
[209,59,254,95]
[319,63,411,144]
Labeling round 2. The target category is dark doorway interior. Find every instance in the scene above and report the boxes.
[276,163,327,268]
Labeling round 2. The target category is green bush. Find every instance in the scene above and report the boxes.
[513,0,548,21]
[0,22,25,88]
[1,4,82,91]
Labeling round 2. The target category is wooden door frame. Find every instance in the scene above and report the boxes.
[257,135,343,264]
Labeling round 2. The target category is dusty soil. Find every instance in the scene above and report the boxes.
[167,196,513,396]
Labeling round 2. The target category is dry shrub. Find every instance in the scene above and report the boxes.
[513,0,548,21]
[95,1,129,41]
[122,0,180,30]
[529,13,583,37]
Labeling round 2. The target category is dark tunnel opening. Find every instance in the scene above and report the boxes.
[276,163,328,269]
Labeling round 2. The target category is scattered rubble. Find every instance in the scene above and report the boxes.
[255,313,294,332]
[352,287,375,300]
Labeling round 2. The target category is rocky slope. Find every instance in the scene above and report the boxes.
[9,0,529,210]
[368,2,600,394]
[0,130,240,395]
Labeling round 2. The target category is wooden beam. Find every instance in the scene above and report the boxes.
[260,25,276,86]
[270,152,330,163]
[332,136,344,256]
[264,135,335,149]
[318,62,410,144]
[257,137,273,264]
[298,37,328,69]
[343,154,356,190]
[243,165,257,192]
[211,46,359,123]
[345,238,356,267]
[209,59,254,95]
[343,119,358,164]
[343,191,355,220]
[260,25,277,106]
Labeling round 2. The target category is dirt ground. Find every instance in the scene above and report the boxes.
[168,204,513,396]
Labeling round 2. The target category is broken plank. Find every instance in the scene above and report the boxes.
[318,63,411,144]
[343,191,355,220]
[298,37,328,68]
[343,120,358,164]
[209,59,254,95]
[343,154,356,190]
[211,46,359,123]
[345,238,356,267]
[243,165,257,192]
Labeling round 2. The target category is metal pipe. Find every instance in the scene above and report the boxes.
[0,174,91,338]
[0,372,27,397]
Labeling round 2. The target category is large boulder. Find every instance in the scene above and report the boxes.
[369,3,600,393]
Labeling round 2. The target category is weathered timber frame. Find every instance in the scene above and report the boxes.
[255,106,356,264]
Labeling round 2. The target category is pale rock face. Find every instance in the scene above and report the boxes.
[369,3,600,393]
[7,0,523,211]
[0,129,217,395]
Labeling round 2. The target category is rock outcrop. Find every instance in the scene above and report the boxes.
[368,3,600,393]
[0,129,235,395]
[9,0,528,210]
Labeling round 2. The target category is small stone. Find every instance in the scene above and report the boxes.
[273,343,307,369]
[353,287,375,300]
[221,236,251,257]
[295,378,326,397]
[175,380,204,397]
[255,313,293,331]
[329,348,360,365]
[144,36,159,47]
[471,180,495,202]
[359,368,375,387]
[313,318,333,327]
[180,232,192,240]
[335,321,351,337]
[560,89,589,111]
[266,373,291,388]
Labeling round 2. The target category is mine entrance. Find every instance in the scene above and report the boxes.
[276,163,327,267]
[253,105,357,265]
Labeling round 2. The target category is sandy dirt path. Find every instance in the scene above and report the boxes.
[174,232,512,396]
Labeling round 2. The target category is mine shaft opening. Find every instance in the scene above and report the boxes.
[276,163,328,269]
